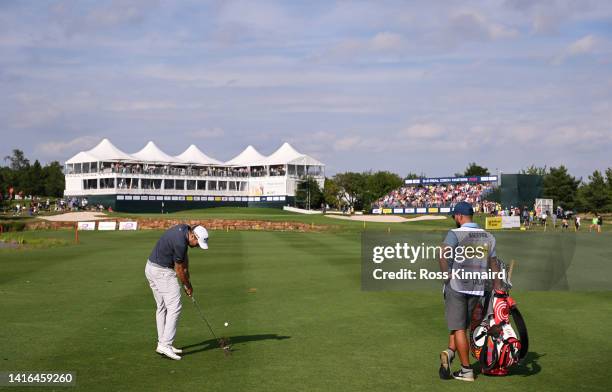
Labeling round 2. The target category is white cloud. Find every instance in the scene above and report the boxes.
[108,100,205,112]
[35,135,100,157]
[370,32,404,51]
[399,123,445,139]
[323,31,406,61]
[449,11,519,41]
[568,34,597,55]
[333,136,363,152]
[188,127,225,139]
[553,34,598,64]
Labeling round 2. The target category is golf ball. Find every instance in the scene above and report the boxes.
[224,322,229,327]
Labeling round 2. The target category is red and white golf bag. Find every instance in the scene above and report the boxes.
[470,290,529,376]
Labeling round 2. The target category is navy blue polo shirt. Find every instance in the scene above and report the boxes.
[149,224,190,268]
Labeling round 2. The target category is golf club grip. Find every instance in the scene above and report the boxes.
[507,260,515,281]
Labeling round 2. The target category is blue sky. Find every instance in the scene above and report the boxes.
[1,0,611,178]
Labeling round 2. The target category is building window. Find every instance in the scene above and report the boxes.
[175,180,185,190]
[118,178,138,189]
[83,179,97,189]
[100,178,115,189]
[197,180,206,190]
[164,179,175,189]
[240,181,247,191]
[141,179,161,190]
[218,181,227,191]
[229,181,237,191]
[208,181,217,190]
[187,180,196,190]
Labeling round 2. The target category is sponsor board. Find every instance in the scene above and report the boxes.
[485,217,503,230]
[119,221,138,231]
[405,175,498,185]
[98,221,117,231]
[502,216,521,228]
[77,221,96,230]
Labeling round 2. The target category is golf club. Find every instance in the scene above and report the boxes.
[190,295,232,356]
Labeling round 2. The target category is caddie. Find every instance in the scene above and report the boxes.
[438,201,500,381]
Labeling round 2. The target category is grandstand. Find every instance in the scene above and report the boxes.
[372,176,499,214]
[63,139,324,212]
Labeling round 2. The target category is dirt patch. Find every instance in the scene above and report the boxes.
[40,212,109,222]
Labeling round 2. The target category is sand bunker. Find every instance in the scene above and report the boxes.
[40,211,109,222]
[325,214,447,223]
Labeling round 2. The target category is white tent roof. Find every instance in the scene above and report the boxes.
[225,145,266,166]
[65,151,99,164]
[255,142,324,166]
[131,141,181,163]
[85,138,134,161]
[64,139,324,167]
[175,145,222,165]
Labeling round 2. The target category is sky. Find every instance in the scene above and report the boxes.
[1,0,611,179]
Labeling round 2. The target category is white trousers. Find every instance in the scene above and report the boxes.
[145,261,182,347]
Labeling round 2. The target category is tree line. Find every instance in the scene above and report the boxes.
[296,162,612,213]
[522,165,612,213]
[1,149,65,201]
[2,149,610,213]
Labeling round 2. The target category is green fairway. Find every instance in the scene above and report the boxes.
[2,228,611,391]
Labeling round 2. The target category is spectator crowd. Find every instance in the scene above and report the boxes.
[373,183,496,212]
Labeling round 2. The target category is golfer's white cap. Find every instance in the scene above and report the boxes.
[193,225,209,249]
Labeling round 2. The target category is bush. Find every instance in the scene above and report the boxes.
[0,221,27,232]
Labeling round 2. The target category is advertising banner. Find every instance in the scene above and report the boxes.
[98,221,117,231]
[485,217,503,230]
[118,221,138,231]
[405,175,498,185]
[77,221,96,231]
[502,216,521,228]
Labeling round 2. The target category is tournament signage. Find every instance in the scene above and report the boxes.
[485,217,503,230]
[77,221,96,231]
[405,175,498,185]
[98,221,117,231]
[118,221,138,231]
[502,216,521,229]
[486,216,521,229]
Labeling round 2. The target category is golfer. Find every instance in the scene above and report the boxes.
[145,224,209,360]
[438,202,500,381]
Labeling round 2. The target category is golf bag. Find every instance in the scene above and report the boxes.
[470,261,529,376]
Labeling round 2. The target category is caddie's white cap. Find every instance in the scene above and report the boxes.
[193,225,209,249]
